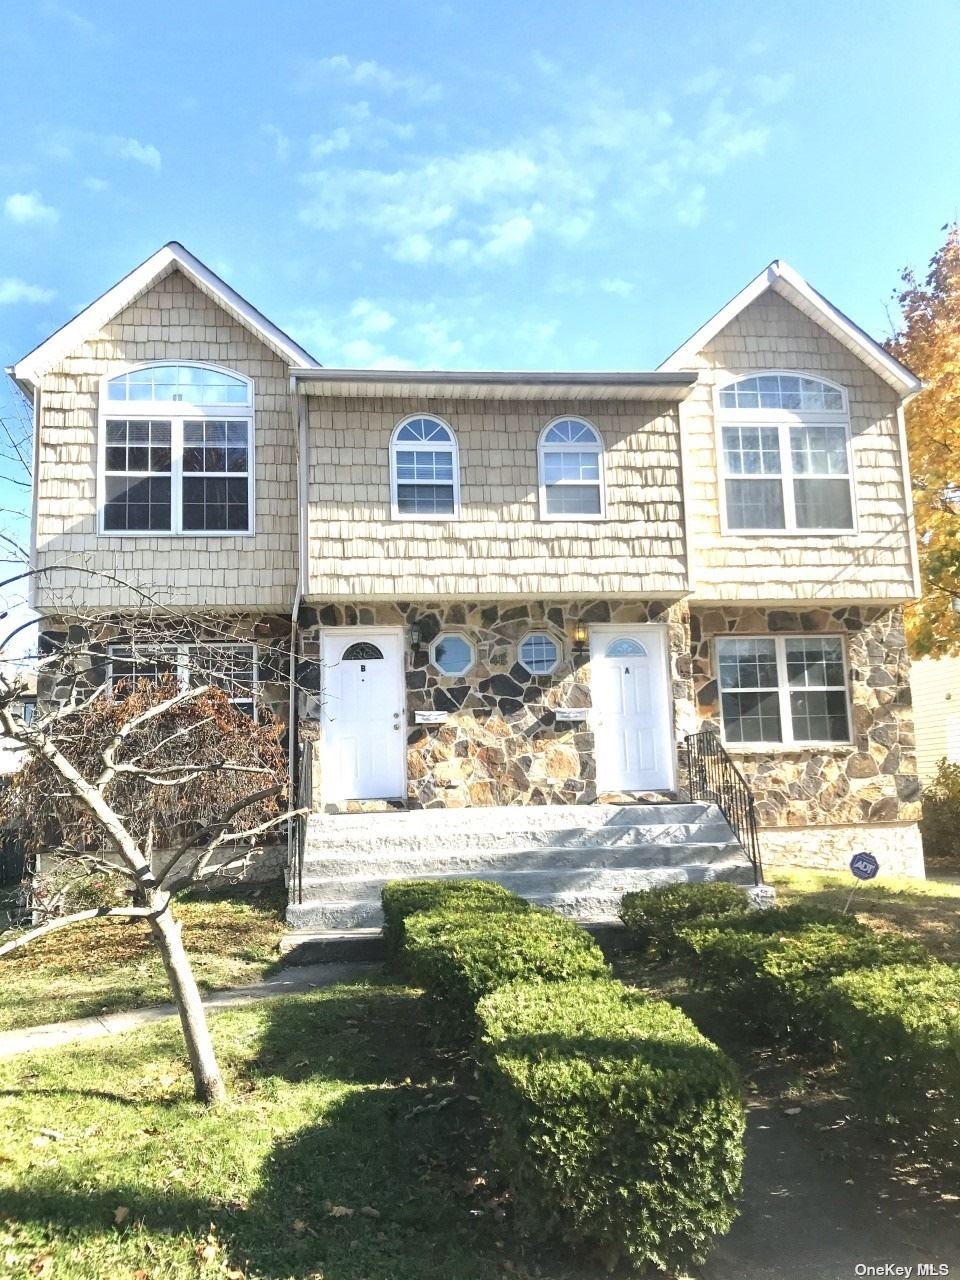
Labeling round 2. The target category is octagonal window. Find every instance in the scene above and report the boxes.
[518,631,560,675]
[430,632,475,676]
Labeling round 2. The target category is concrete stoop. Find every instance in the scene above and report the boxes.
[284,802,755,936]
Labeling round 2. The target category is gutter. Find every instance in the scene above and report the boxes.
[286,376,308,883]
[289,368,697,389]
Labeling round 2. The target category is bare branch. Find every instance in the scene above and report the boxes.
[155,782,286,883]
[0,905,160,958]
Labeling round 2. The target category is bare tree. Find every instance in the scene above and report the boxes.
[0,577,303,1106]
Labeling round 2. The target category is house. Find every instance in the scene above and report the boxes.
[910,655,960,782]
[6,243,925,925]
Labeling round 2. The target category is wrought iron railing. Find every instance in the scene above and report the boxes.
[290,736,314,907]
[682,731,763,885]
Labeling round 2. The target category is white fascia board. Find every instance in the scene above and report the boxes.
[11,242,320,391]
[658,259,921,400]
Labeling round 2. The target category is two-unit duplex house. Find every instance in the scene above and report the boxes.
[7,243,925,917]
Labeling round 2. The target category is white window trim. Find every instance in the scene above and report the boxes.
[106,641,260,720]
[537,415,607,521]
[96,363,256,538]
[389,413,461,522]
[517,629,562,676]
[428,631,476,676]
[715,633,852,750]
[714,372,858,537]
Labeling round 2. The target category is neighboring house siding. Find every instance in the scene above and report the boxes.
[911,655,960,781]
[305,397,687,598]
[680,291,915,603]
[32,268,297,612]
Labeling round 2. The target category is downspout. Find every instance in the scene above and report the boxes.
[286,376,308,895]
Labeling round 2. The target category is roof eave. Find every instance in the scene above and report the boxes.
[291,368,697,402]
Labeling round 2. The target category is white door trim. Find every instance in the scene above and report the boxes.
[319,626,407,803]
[588,622,677,792]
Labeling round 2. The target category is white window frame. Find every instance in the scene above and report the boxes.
[715,633,852,749]
[389,413,461,521]
[537,416,607,521]
[517,630,562,676]
[106,641,260,720]
[715,372,858,536]
[97,363,255,537]
[429,631,476,676]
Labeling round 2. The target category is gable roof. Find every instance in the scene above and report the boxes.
[657,259,921,400]
[8,241,320,395]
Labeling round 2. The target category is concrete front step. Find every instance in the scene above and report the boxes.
[296,840,741,880]
[285,859,755,931]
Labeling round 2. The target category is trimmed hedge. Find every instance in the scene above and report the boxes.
[405,905,609,1035]
[619,881,749,956]
[826,962,960,1149]
[477,977,745,1275]
[681,914,930,1047]
[381,878,528,962]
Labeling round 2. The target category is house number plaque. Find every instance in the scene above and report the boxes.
[555,708,589,723]
[415,711,449,725]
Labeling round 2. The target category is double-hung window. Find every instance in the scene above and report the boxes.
[718,374,854,533]
[100,364,253,535]
[538,417,606,518]
[390,415,459,518]
[716,635,850,746]
[107,642,259,718]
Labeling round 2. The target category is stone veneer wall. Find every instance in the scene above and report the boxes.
[690,604,924,876]
[299,598,693,809]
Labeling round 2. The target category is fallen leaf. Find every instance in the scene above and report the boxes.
[38,1129,63,1141]
[327,1205,353,1218]
[133,1271,150,1279]
[783,1107,802,1116]
[114,1205,130,1226]
[28,1255,53,1277]
[291,1219,308,1234]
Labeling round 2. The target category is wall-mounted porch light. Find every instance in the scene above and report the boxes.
[409,621,422,654]
[572,621,587,656]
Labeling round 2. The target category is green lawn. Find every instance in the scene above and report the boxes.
[0,887,286,1031]
[767,866,960,963]
[0,978,589,1280]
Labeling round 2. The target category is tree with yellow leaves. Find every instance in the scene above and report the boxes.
[887,225,960,656]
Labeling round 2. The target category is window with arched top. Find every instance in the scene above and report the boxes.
[606,637,647,658]
[343,642,384,661]
[717,373,854,533]
[538,417,606,518]
[390,415,460,519]
[99,363,254,535]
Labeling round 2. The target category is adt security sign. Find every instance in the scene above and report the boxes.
[850,851,879,881]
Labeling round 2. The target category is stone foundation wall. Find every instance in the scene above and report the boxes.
[299,597,691,809]
[690,604,922,837]
[759,823,924,879]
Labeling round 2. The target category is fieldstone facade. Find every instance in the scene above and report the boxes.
[690,603,924,875]
[299,597,693,809]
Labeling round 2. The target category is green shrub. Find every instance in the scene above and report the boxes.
[477,977,745,1275]
[826,962,960,1150]
[405,906,609,1037]
[380,877,528,963]
[619,881,749,955]
[682,916,930,1048]
[921,758,960,867]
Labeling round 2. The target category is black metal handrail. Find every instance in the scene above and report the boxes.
[682,731,763,885]
[291,737,313,907]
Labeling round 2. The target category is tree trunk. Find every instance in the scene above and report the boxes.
[148,898,226,1105]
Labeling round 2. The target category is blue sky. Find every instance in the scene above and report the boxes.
[1,0,959,471]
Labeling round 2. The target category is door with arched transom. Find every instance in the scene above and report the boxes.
[320,629,406,801]
[589,626,674,792]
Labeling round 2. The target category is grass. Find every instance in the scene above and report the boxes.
[0,977,592,1280]
[0,886,286,1032]
[767,866,960,964]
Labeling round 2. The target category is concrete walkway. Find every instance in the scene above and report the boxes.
[0,961,377,1058]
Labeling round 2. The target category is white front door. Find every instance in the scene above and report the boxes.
[321,629,406,802]
[590,626,674,792]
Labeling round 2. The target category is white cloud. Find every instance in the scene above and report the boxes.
[106,136,161,170]
[83,176,109,191]
[349,298,396,334]
[599,277,635,297]
[298,76,778,265]
[297,54,441,103]
[4,191,59,225]
[309,127,352,159]
[750,73,795,104]
[683,69,724,96]
[261,124,291,162]
[0,278,56,304]
[41,1,98,36]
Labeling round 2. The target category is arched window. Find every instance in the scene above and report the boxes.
[717,374,854,533]
[606,637,647,658]
[343,642,384,661]
[538,417,605,518]
[390,415,460,519]
[99,363,254,535]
